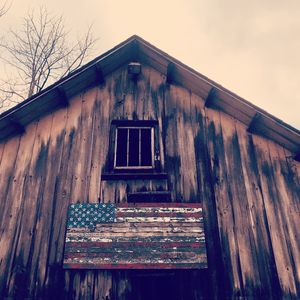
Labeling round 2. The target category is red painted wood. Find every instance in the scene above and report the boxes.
[63,263,207,269]
[116,212,202,218]
[65,242,204,249]
[117,203,202,208]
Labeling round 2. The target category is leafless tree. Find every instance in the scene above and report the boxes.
[0,1,11,18]
[0,7,97,109]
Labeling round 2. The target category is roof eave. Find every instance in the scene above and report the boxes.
[0,35,299,156]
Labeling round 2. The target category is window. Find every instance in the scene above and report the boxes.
[113,121,156,170]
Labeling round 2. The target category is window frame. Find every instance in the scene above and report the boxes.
[113,124,155,170]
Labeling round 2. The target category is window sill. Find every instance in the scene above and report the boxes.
[101,172,168,181]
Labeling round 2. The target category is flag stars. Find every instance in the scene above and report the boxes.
[66,203,116,228]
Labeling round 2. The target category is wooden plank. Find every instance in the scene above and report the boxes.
[115,211,202,217]
[221,112,263,297]
[193,104,228,299]
[66,234,204,242]
[65,241,204,248]
[44,92,84,296]
[64,263,207,270]
[163,84,180,202]
[70,88,97,203]
[0,141,7,175]
[0,136,21,297]
[270,143,300,295]
[284,149,300,186]
[92,270,112,299]
[88,83,111,201]
[133,64,149,120]
[63,203,206,270]
[204,108,242,296]
[0,120,38,297]
[235,121,281,297]
[176,88,198,202]
[65,245,206,255]
[7,112,54,297]
[252,134,297,296]
[149,67,166,170]
[33,98,82,298]
[66,231,204,239]
[117,203,201,208]
[120,67,135,119]
[0,137,21,226]
[141,66,159,121]
[28,105,68,297]
[164,84,198,202]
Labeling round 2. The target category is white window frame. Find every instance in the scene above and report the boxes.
[114,126,155,169]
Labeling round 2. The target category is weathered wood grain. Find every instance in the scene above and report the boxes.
[0,64,299,299]
[32,106,68,298]
[64,203,206,270]
[204,108,241,298]
[193,103,229,299]
[10,113,53,297]
[252,134,297,296]
[43,93,83,299]
[0,142,5,166]
[235,121,281,298]
[0,136,21,224]
[270,143,300,295]
[70,89,96,203]
[88,86,110,202]
[0,119,38,298]
[221,112,261,298]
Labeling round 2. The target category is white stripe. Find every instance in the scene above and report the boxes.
[117,207,202,213]
[64,257,207,264]
[116,217,202,223]
[66,234,206,243]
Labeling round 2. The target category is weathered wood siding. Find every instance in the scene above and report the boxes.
[0,65,299,299]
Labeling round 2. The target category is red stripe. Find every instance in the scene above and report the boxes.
[64,248,206,259]
[117,203,202,208]
[65,241,203,249]
[63,263,207,269]
[116,212,202,218]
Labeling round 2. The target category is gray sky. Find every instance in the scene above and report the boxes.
[1,0,299,129]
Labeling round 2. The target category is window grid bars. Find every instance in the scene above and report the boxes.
[114,126,154,169]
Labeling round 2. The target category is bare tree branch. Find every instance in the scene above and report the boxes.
[0,7,98,107]
[0,1,11,18]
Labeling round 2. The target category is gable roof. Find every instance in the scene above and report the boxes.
[0,35,299,159]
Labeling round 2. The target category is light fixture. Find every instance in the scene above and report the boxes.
[128,62,141,76]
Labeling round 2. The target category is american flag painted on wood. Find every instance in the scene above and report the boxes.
[63,203,207,269]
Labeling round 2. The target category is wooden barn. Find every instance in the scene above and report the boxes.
[0,35,299,299]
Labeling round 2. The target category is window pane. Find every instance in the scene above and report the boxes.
[116,128,128,166]
[141,128,152,166]
[129,129,139,166]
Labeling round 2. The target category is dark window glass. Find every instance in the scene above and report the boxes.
[115,126,153,168]
[129,129,139,166]
[116,128,127,166]
[141,129,152,166]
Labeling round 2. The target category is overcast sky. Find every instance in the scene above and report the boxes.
[1,0,299,129]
